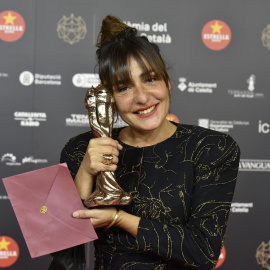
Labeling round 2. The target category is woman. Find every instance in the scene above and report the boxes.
[53,15,240,269]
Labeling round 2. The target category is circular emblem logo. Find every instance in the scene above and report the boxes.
[57,14,87,45]
[0,10,25,42]
[166,114,180,123]
[0,236,20,267]
[19,71,34,86]
[72,74,86,87]
[215,245,226,268]
[201,20,231,51]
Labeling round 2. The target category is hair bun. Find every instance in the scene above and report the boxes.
[97,15,135,46]
[112,27,137,43]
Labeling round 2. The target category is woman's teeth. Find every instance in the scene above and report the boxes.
[137,105,156,115]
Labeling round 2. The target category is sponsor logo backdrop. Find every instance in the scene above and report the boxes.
[0,0,270,269]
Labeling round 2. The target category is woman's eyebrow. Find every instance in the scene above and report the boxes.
[113,70,155,86]
[114,79,131,85]
[140,70,155,79]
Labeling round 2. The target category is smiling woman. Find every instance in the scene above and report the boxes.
[50,15,241,270]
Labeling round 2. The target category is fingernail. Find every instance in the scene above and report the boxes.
[73,212,79,218]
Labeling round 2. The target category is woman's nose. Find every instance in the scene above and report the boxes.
[133,85,149,104]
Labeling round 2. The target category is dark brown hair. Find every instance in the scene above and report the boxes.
[96,15,170,92]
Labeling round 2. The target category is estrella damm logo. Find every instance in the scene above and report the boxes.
[0,236,20,267]
[201,20,231,51]
[0,10,25,42]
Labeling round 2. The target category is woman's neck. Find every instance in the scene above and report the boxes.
[118,120,177,147]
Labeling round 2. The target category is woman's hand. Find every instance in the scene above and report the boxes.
[75,137,123,200]
[81,137,123,176]
[73,207,118,229]
[73,207,141,237]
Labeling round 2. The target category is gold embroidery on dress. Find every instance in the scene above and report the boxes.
[62,125,240,269]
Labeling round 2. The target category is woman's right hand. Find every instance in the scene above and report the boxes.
[74,137,123,199]
[80,137,123,176]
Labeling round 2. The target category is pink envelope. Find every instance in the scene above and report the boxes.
[2,163,98,258]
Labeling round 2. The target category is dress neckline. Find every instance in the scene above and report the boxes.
[113,122,180,149]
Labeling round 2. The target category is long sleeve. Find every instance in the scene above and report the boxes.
[59,132,92,179]
[135,132,240,269]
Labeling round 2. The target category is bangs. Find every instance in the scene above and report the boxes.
[98,37,169,91]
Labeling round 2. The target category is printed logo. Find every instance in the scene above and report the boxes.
[72,73,100,88]
[239,159,270,172]
[19,71,62,86]
[178,77,217,94]
[256,240,270,270]
[57,14,87,45]
[198,118,249,133]
[202,20,231,51]
[215,246,226,269]
[166,114,180,123]
[230,202,253,213]
[124,20,171,44]
[14,111,47,127]
[0,10,25,42]
[66,114,89,127]
[228,74,264,99]
[247,74,255,91]
[22,156,48,164]
[1,154,48,166]
[19,71,34,86]
[0,72,8,79]
[1,153,21,166]
[259,120,270,134]
[262,25,270,50]
[178,78,187,92]
[0,236,19,267]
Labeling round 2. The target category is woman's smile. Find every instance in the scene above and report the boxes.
[133,104,158,116]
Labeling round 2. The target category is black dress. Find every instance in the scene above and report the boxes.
[60,122,240,270]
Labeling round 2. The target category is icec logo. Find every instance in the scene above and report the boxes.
[258,120,270,134]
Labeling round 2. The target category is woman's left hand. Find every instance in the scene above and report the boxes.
[73,207,140,237]
[72,207,118,229]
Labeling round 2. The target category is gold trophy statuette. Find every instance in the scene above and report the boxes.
[83,84,131,207]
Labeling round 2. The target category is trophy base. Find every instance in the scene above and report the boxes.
[84,192,132,208]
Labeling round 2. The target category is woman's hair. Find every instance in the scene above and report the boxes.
[96,15,170,92]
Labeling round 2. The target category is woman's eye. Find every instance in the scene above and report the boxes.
[145,77,157,84]
[116,86,129,92]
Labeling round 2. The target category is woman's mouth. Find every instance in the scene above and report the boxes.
[134,104,158,116]
[136,105,156,115]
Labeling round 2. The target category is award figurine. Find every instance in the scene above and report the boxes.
[83,84,131,207]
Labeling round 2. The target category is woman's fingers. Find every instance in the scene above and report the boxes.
[73,207,117,228]
[89,137,121,151]
[82,137,122,175]
[73,210,89,219]
[89,139,121,162]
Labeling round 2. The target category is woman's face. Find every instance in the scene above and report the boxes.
[113,57,171,133]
